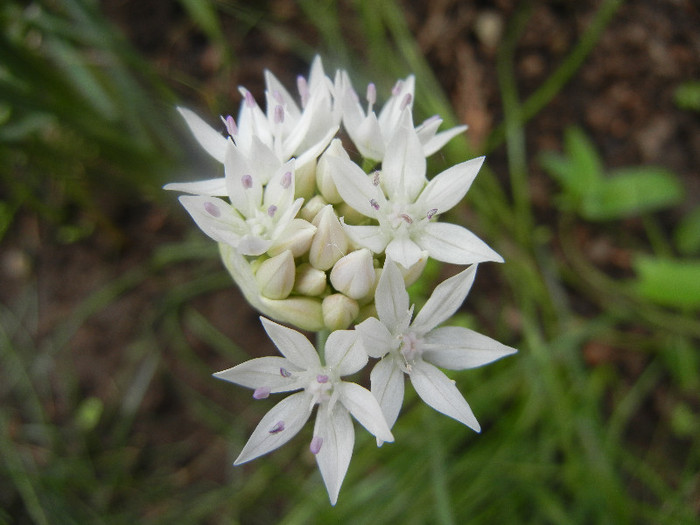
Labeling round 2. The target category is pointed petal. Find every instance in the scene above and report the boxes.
[224,143,262,218]
[260,317,321,370]
[417,222,504,265]
[382,109,426,203]
[327,156,380,218]
[213,356,305,393]
[411,265,477,334]
[324,329,368,376]
[177,107,228,163]
[163,178,227,196]
[313,403,354,506]
[234,391,313,464]
[338,381,394,443]
[421,125,468,157]
[355,317,396,359]
[409,360,480,432]
[263,159,296,211]
[341,223,388,254]
[385,236,424,270]
[178,195,246,246]
[264,69,301,121]
[374,259,411,333]
[352,112,385,161]
[415,157,484,216]
[423,326,518,370]
[370,356,405,435]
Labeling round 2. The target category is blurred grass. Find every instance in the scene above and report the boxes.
[1,0,699,524]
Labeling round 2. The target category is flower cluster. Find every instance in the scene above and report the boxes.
[166,56,516,505]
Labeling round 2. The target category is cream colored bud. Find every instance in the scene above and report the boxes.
[260,295,325,332]
[399,251,429,286]
[294,263,328,296]
[268,218,316,258]
[255,250,295,299]
[300,195,328,222]
[322,293,359,331]
[295,158,317,201]
[309,205,348,271]
[316,139,348,204]
[329,249,375,300]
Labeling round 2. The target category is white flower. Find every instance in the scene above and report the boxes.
[339,72,467,161]
[356,259,517,443]
[215,317,393,505]
[178,142,306,256]
[328,109,503,268]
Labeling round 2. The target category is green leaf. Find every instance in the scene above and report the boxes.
[581,166,683,220]
[564,126,604,194]
[634,256,700,309]
[674,206,700,256]
[674,81,700,112]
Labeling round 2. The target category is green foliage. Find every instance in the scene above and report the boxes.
[633,256,700,310]
[540,128,684,220]
[674,81,700,112]
[674,206,700,255]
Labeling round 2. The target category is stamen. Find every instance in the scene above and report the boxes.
[400,93,413,111]
[310,436,323,455]
[204,202,220,217]
[280,171,292,189]
[316,374,329,384]
[253,387,271,399]
[272,89,284,104]
[427,208,438,220]
[244,90,256,108]
[269,421,285,434]
[372,172,380,186]
[221,115,238,136]
[274,104,284,124]
[366,82,376,108]
[392,80,403,96]
[297,75,310,107]
[370,199,380,210]
[267,205,277,217]
[241,175,253,189]
[400,213,413,224]
[280,367,292,378]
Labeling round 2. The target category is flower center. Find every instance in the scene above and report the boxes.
[399,331,422,371]
[307,371,333,405]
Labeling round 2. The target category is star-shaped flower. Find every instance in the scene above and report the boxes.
[339,72,467,161]
[328,109,503,269]
[215,317,393,505]
[356,259,517,442]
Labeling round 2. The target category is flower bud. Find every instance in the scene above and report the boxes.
[336,202,367,226]
[309,205,348,271]
[329,249,375,300]
[322,293,359,331]
[255,250,295,299]
[316,139,347,204]
[268,218,316,257]
[300,195,328,222]
[294,158,317,201]
[260,295,325,332]
[294,263,328,296]
[399,251,429,286]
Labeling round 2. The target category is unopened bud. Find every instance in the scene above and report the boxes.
[259,295,324,332]
[300,195,328,222]
[294,263,328,296]
[399,251,429,286]
[329,249,375,300]
[255,250,295,299]
[309,205,348,271]
[294,158,317,201]
[316,139,348,204]
[268,218,316,258]
[322,294,359,331]
[336,202,367,226]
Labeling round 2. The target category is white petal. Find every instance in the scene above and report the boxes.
[224,143,262,218]
[374,259,411,333]
[351,113,385,161]
[178,195,246,247]
[260,317,321,370]
[381,109,426,203]
[264,69,302,121]
[409,360,480,432]
[338,381,394,443]
[213,356,304,393]
[327,156,379,218]
[417,222,504,265]
[370,356,405,437]
[415,156,484,216]
[163,178,227,196]
[411,265,477,334]
[313,403,354,506]
[263,159,296,211]
[421,125,468,157]
[385,236,424,270]
[377,75,415,134]
[422,326,518,370]
[355,317,396,359]
[324,330,368,376]
[341,223,388,254]
[234,391,313,465]
[177,107,228,163]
